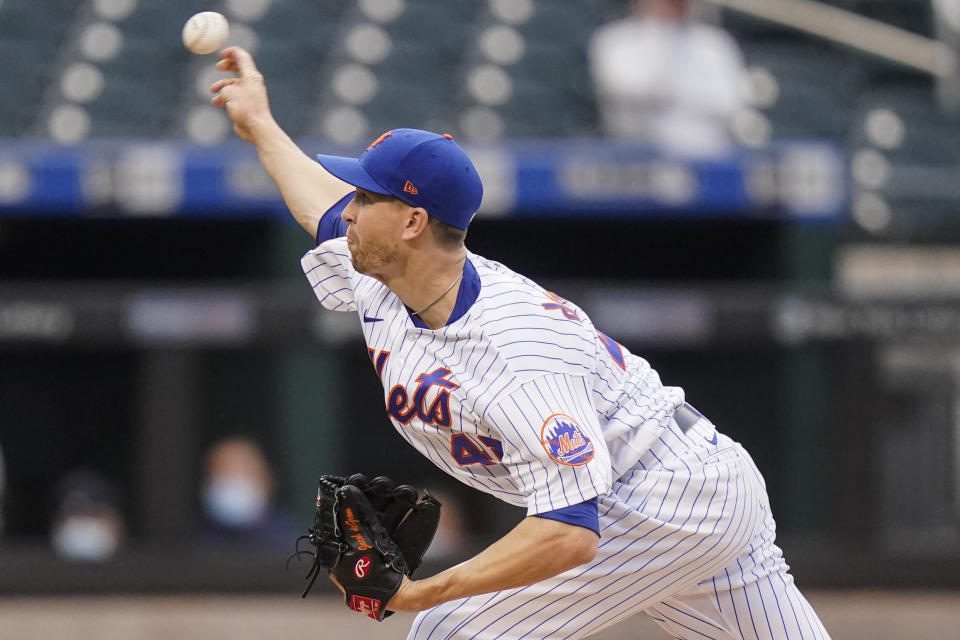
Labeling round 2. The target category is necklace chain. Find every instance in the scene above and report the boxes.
[411,271,464,317]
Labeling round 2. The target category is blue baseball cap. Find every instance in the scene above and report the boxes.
[315,128,483,230]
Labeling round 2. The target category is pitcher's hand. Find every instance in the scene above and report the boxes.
[210,47,274,143]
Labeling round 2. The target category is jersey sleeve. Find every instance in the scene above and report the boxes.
[300,237,357,313]
[300,194,359,312]
[484,373,612,516]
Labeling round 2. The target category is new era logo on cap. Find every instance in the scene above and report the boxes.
[314,128,483,230]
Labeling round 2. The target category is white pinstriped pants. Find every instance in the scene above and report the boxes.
[407,415,831,640]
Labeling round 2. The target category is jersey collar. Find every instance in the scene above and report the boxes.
[408,257,480,329]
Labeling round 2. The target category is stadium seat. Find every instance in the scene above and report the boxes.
[495,82,594,138]
[521,0,602,47]
[79,36,188,135]
[853,83,959,161]
[0,39,53,136]
[382,0,475,57]
[743,41,861,140]
[247,0,344,51]
[0,0,80,135]
[83,76,178,136]
[114,1,210,35]
[0,0,78,49]
[849,79,960,240]
[250,39,319,136]
[0,0,953,146]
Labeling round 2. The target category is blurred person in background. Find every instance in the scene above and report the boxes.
[197,436,297,548]
[49,469,126,562]
[589,0,752,157]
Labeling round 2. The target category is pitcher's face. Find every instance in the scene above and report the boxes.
[342,188,407,277]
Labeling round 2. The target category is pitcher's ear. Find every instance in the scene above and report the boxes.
[401,206,430,240]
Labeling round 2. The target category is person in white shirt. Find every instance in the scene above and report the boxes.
[590,0,752,157]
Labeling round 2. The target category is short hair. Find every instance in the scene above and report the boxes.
[428,214,467,248]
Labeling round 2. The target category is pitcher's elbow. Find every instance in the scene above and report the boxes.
[569,526,599,566]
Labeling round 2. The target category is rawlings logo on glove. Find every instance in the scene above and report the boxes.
[354,556,371,578]
[291,474,441,621]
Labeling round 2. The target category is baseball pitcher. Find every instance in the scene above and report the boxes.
[212,46,830,640]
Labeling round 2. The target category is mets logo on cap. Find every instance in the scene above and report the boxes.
[540,414,595,466]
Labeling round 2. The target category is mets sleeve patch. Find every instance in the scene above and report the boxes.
[540,413,595,466]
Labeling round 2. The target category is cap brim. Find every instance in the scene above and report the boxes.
[315,154,391,195]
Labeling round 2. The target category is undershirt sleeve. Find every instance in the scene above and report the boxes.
[534,497,599,535]
[315,192,353,245]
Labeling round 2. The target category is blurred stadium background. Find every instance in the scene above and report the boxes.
[1,0,959,637]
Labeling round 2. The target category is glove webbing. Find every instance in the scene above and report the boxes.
[289,476,347,597]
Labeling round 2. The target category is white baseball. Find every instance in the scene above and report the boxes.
[182,11,229,55]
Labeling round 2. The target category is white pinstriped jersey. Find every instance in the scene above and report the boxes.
[303,237,833,640]
[301,238,685,516]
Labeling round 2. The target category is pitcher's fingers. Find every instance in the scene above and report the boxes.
[229,47,263,81]
[210,77,240,94]
[211,84,236,107]
[216,47,243,72]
